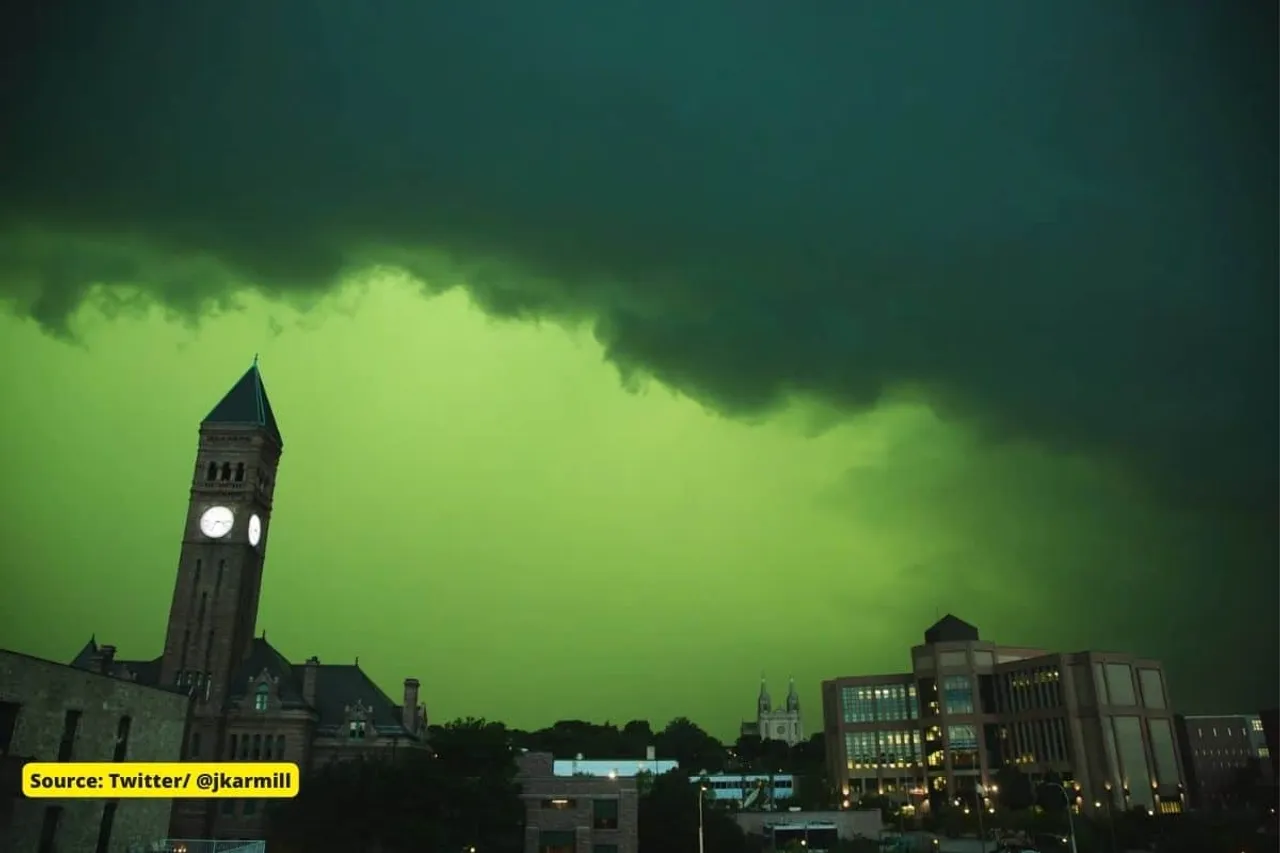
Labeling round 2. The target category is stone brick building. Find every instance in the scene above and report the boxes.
[0,648,190,852]
[516,752,639,853]
[68,362,429,840]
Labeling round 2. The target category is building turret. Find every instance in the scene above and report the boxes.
[758,675,771,715]
[786,677,800,712]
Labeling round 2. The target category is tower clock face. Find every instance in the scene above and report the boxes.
[199,506,235,539]
[248,514,263,547]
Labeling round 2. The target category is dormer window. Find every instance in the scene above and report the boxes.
[254,683,269,711]
[348,721,366,740]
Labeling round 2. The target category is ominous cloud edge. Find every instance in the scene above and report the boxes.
[1,0,1276,513]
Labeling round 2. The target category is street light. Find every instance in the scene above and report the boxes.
[1042,783,1079,853]
[974,784,992,853]
[698,784,707,853]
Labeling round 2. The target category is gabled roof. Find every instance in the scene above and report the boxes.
[68,637,164,689]
[202,361,284,448]
[225,637,420,740]
[924,613,981,644]
[228,637,309,709]
[310,664,409,735]
[70,637,98,670]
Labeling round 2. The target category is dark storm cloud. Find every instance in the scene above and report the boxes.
[1,1,1275,511]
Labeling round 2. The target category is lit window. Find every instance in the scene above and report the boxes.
[1252,718,1264,732]
[349,720,366,740]
[1260,747,1271,759]
[253,683,269,711]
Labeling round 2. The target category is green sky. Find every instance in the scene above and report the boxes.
[0,272,1265,739]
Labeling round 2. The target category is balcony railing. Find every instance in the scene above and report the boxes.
[147,840,266,853]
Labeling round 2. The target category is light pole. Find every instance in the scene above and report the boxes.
[698,783,707,853]
[973,784,996,853]
[1100,781,1118,853]
[1043,783,1079,853]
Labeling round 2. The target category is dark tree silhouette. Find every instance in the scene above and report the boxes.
[267,722,522,853]
[639,769,748,853]
[993,763,1035,811]
[656,717,727,773]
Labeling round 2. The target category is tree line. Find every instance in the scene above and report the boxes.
[265,716,838,853]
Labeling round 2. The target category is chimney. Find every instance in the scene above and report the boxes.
[302,657,320,706]
[402,678,420,733]
[646,745,656,762]
[98,645,117,675]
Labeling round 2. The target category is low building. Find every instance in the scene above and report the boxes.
[733,810,882,848]
[0,648,191,853]
[821,615,1186,818]
[703,773,796,808]
[1173,713,1272,811]
[516,751,642,853]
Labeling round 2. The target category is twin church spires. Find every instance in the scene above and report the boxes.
[758,674,801,714]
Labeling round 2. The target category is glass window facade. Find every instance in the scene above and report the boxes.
[845,731,921,769]
[948,725,979,770]
[918,678,939,717]
[942,675,974,715]
[1112,716,1153,809]
[1138,669,1166,709]
[1105,664,1136,706]
[1093,663,1108,705]
[1146,718,1180,786]
[842,687,876,723]
[842,684,918,723]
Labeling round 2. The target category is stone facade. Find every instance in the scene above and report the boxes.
[743,677,804,746]
[67,364,429,841]
[516,752,639,853]
[0,649,190,853]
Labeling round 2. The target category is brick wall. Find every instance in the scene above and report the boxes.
[516,753,639,853]
[0,650,189,853]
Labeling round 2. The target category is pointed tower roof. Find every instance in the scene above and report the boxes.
[786,676,800,711]
[924,613,980,644]
[202,358,284,447]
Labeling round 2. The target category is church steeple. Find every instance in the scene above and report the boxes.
[786,676,800,712]
[758,674,771,714]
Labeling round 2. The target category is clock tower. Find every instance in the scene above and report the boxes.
[159,360,284,712]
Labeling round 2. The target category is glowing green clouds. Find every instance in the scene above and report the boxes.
[0,274,1265,734]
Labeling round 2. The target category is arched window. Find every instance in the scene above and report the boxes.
[220,462,232,481]
[254,682,269,711]
[234,462,245,482]
[206,461,218,481]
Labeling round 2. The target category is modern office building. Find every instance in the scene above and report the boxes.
[821,615,1186,817]
[0,648,191,853]
[1173,713,1272,810]
[516,751,642,853]
[1261,708,1279,779]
